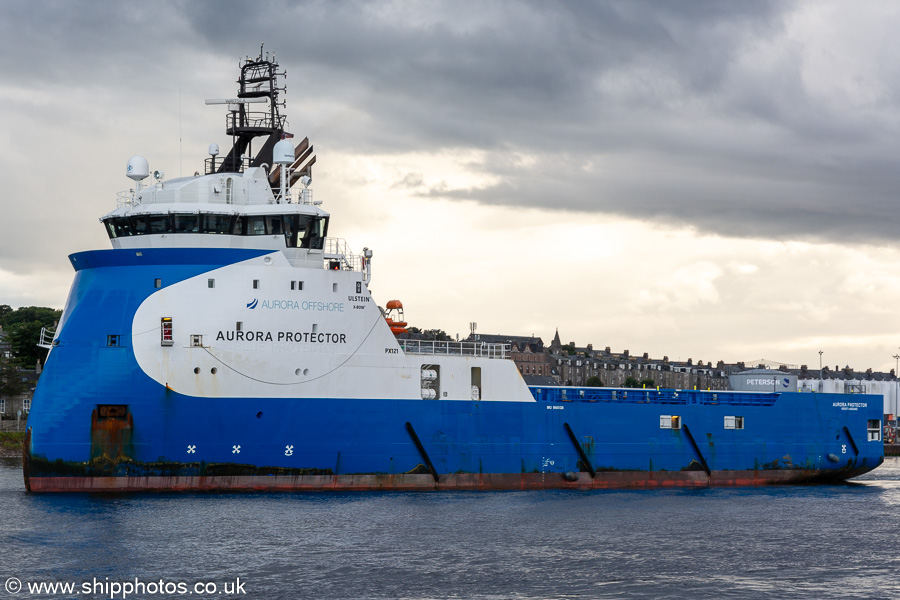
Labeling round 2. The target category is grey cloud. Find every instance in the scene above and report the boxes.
[3,0,897,259]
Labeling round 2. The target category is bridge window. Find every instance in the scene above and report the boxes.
[102,213,329,246]
[105,218,133,238]
[173,214,199,233]
[202,213,234,234]
[132,216,149,235]
[107,335,120,347]
[266,215,283,235]
[148,215,173,234]
[248,216,267,235]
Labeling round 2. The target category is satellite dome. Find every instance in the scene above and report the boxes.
[126,156,149,181]
[273,139,295,165]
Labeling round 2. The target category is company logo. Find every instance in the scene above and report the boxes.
[746,377,793,387]
[245,298,345,312]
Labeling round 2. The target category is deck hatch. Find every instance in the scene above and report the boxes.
[868,419,882,442]
[660,415,681,429]
[724,416,744,429]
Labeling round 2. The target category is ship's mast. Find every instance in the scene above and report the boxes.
[220,46,285,173]
[204,46,315,194]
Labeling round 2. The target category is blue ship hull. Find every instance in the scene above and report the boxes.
[24,249,885,491]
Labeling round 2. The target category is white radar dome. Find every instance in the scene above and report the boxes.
[126,156,150,181]
[273,139,295,165]
[208,143,219,157]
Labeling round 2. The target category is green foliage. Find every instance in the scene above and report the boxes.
[403,326,451,341]
[0,306,61,367]
[0,358,25,397]
[625,377,657,388]
[624,377,659,388]
[8,322,46,366]
[421,329,452,341]
[562,344,576,356]
[585,376,604,387]
[0,432,25,454]
[0,306,60,330]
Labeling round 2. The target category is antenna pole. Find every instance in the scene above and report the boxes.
[178,88,183,177]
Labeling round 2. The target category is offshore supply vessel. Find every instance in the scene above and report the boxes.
[24,49,884,492]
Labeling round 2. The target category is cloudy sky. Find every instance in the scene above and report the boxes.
[3,0,900,372]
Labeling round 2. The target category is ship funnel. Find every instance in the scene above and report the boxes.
[126,156,149,182]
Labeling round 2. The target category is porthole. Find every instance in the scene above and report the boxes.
[193,367,200,374]
[295,368,301,376]
[303,368,309,376]
[256,411,263,419]
[211,367,217,375]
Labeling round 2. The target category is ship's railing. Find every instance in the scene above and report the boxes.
[204,156,252,175]
[116,190,139,207]
[400,340,510,359]
[323,238,362,271]
[528,386,779,407]
[225,112,286,135]
[37,327,56,350]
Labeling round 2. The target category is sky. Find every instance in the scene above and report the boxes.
[2,0,900,372]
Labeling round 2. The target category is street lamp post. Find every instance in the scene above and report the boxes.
[893,353,900,378]
[818,350,823,392]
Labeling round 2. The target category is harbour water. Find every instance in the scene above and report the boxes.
[3,456,900,599]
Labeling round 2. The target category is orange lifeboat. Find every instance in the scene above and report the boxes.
[384,299,408,335]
